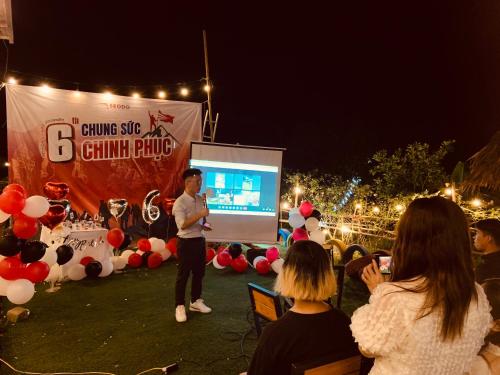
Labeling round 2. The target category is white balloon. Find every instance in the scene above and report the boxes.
[99,261,113,277]
[289,208,300,216]
[21,195,50,218]
[0,276,11,296]
[252,256,267,268]
[288,213,306,229]
[271,258,284,274]
[67,264,86,281]
[112,256,127,271]
[0,209,10,223]
[305,217,320,232]
[157,248,171,261]
[40,248,58,267]
[150,239,165,253]
[136,250,145,256]
[7,279,35,305]
[309,229,326,246]
[212,255,226,269]
[148,237,158,245]
[45,264,62,282]
[120,250,134,260]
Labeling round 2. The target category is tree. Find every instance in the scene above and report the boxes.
[369,140,454,198]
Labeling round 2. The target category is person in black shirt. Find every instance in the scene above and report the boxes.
[246,240,358,375]
[474,219,500,284]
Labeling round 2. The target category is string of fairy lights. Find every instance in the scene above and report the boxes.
[1,73,213,101]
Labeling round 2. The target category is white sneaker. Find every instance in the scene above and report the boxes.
[189,299,212,313]
[175,305,187,322]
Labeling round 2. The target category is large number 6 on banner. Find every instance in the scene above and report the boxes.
[47,124,75,162]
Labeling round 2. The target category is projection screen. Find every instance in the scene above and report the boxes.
[190,142,284,243]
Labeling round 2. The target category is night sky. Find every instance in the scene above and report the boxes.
[1,1,499,180]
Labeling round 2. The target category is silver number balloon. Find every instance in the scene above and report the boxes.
[107,199,128,220]
[142,190,160,225]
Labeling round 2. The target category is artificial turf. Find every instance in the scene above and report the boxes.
[0,259,368,375]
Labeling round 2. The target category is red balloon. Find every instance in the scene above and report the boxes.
[128,253,142,268]
[39,204,67,230]
[0,190,26,215]
[107,228,125,248]
[3,184,27,198]
[137,238,152,252]
[292,228,309,241]
[256,259,271,275]
[43,182,70,200]
[24,261,50,283]
[80,256,95,267]
[231,255,248,273]
[147,252,163,269]
[205,248,216,263]
[217,251,232,267]
[0,257,25,280]
[13,215,38,239]
[166,238,177,255]
[299,201,314,218]
[217,245,227,254]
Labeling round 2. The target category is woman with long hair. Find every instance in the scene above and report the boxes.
[351,196,492,374]
[247,240,358,375]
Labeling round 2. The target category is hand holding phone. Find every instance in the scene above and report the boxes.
[374,255,392,274]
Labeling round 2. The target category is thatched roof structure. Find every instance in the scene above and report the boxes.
[462,131,500,193]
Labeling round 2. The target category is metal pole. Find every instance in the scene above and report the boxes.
[203,30,214,142]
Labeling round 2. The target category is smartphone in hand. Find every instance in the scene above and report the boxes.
[374,255,392,274]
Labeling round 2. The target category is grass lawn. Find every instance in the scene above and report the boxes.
[0,259,369,375]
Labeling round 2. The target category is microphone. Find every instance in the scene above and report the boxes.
[202,193,207,208]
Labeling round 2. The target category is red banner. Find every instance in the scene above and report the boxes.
[6,85,201,215]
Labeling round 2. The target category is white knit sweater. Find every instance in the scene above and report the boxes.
[351,280,492,375]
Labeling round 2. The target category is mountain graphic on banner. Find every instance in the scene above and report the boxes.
[142,124,181,145]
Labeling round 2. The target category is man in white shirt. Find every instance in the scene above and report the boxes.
[172,168,212,323]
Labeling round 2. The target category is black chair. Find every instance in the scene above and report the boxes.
[291,351,361,375]
[333,264,345,309]
[248,282,284,336]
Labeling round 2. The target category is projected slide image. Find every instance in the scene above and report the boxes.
[190,159,278,216]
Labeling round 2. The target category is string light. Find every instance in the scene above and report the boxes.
[294,186,302,194]
[132,92,140,99]
[471,198,482,208]
[41,83,51,93]
[372,206,380,214]
[158,90,166,99]
[355,203,362,210]
[281,202,290,210]
[7,77,17,84]
[73,90,81,97]
[445,188,453,196]
[180,88,189,96]
[395,204,404,212]
[103,91,112,99]
[204,84,211,92]
[4,162,10,167]
[341,225,351,233]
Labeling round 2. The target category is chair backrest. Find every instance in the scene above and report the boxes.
[291,352,361,375]
[248,282,283,321]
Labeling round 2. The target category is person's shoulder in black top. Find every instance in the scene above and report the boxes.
[247,307,357,375]
[476,251,500,284]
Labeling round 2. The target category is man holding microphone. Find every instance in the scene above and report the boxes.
[172,168,212,323]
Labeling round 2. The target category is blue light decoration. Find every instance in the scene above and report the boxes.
[333,177,361,211]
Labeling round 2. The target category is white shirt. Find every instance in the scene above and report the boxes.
[172,191,204,239]
[350,280,492,375]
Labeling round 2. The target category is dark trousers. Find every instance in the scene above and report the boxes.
[175,237,206,306]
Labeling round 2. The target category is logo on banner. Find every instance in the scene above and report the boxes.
[46,110,179,163]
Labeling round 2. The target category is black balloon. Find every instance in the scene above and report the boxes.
[119,234,132,250]
[309,209,322,221]
[0,235,23,257]
[56,245,74,265]
[85,260,102,278]
[141,251,152,263]
[20,240,47,263]
[228,243,243,259]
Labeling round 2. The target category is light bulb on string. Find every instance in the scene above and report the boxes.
[158,90,166,99]
[7,77,17,84]
[471,198,482,208]
[180,88,189,97]
[132,92,140,99]
[204,84,211,92]
[103,91,112,99]
[41,83,51,93]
